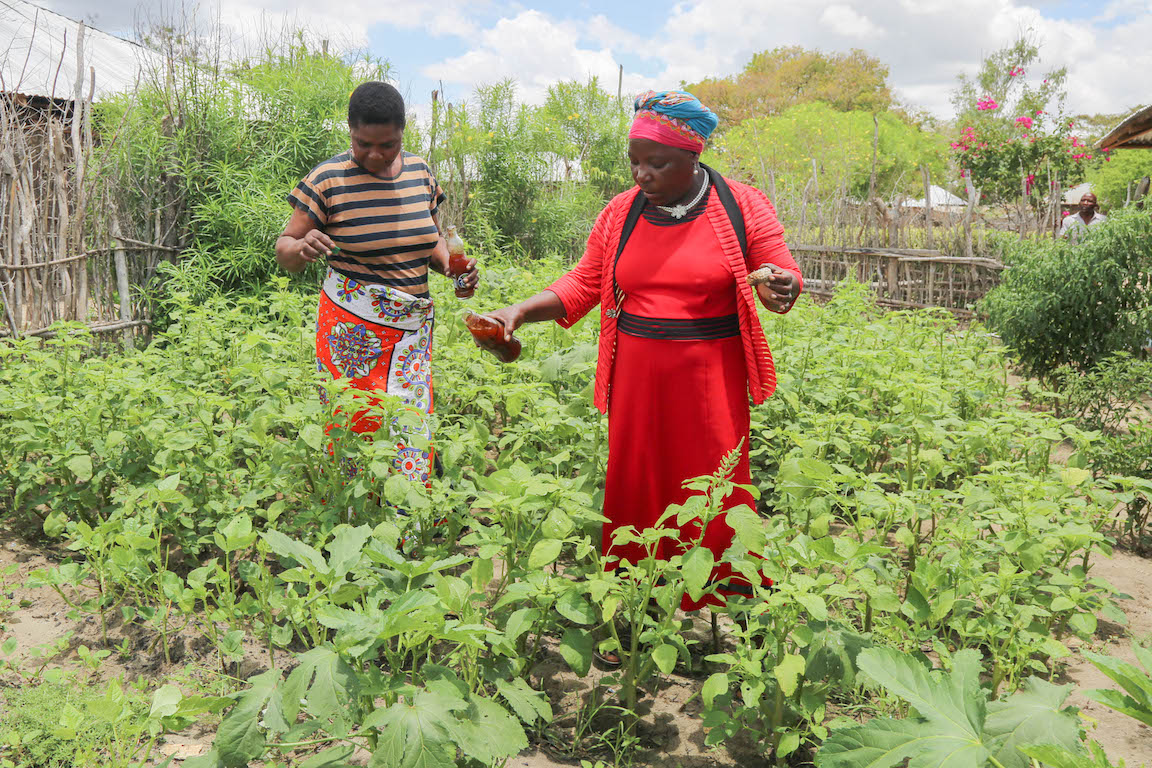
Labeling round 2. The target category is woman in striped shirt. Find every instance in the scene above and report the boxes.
[275,81,477,499]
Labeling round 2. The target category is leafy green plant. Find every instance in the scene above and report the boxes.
[1082,644,1152,729]
[981,208,1152,379]
[817,647,1084,768]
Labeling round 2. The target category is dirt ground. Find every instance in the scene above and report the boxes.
[3,508,1152,767]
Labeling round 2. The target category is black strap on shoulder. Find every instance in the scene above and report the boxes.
[611,189,648,310]
[703,163,747,259]
[609,170,747,314]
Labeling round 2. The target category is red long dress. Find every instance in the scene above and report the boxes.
[603,200,760,611]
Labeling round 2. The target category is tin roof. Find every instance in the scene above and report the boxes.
[1098,104,1152,152]
[0,0,156,101]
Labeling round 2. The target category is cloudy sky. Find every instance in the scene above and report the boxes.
[29,0,1152,120]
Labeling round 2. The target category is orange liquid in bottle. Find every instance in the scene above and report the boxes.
[445,225,474,299]
[464,311,521,363]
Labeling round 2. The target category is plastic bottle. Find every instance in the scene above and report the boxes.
[464,311,521,363]
[445,226,474,299]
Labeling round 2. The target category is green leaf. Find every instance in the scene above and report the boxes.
[726,506,767,553]
[985,677,1080,768]
[558,627,592,677]
[528,538,562,569]
[300,424,325,451]
[824,646,998,768]
[495,678,552,724]
[66,455,93,482]
[215,669,280,767]
[366,688,465,768]
[797,592,828,622]
[182,749,224,768]
[857,647,986,737]
[1084,650,1152,717]
[260,530,330,576]
[901,585,931,624]
[653,644,677,675]
[503,608,539,645]
[778,730,801,758]
[1068,612,1097,638]
[1018,743,1093,768]
[325,524,372,581]
[702,672,729,709]
[447,695,528,765]
[682,546,714,601]
[43,511,67,538]
[817,717,989,768]
[150,684,183,719]
[774,653,806,698]
[1083,688,1152,728]
[289,647,361,731]
[541,509,574,539]
[555,589,596,625]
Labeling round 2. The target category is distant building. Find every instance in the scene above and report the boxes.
[900,185,969,212]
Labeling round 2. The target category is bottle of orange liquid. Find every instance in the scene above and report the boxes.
[445,226,474,299]
[464,311,521,363]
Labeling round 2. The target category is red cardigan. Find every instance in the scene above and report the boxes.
[547,181,803,415]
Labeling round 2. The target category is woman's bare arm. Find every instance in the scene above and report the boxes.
[275,207,333,273]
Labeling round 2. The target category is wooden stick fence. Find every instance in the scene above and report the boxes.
[790,244,1005,317]
[0,23,165,343]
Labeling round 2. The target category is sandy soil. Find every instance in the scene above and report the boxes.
[1064,547,1152,764]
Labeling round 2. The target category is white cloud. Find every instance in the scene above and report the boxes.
[40,0,1152,120]
[643,0,1151,118]
[819,4,886,39]
[423,10,656,105]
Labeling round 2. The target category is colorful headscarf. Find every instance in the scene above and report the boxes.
[628,90,718,154]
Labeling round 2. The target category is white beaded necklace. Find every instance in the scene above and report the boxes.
[655,174,709,219]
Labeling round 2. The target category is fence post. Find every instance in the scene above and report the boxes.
[111,217,133,349]
[921,166,934,248]
[963,176,978,260]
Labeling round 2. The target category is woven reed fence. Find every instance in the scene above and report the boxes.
[0,25,169,344]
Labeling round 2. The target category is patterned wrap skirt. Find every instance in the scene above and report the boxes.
[315,267,434,485]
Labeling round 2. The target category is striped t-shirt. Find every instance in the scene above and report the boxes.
[288,151,446,298]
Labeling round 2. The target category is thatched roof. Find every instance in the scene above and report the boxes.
[1098,104,1152,152]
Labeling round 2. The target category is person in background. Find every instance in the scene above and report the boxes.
[483,90,803,623]
[1061,192,1107,242]
[275,81,478,490]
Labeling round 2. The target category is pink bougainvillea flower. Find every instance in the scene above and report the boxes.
[1015,116,1033,129]
[1035,109,1044,115]
[976,98,999,111]
[1009,67,1025,77]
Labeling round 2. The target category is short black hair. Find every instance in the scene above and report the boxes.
[348,81,406,130]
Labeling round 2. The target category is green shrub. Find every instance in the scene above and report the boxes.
[980,208,1152,379]
[0,680,149,767]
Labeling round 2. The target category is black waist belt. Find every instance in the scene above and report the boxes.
[616,311,740,340]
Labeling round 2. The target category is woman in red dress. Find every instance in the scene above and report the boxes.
[485,91,802,611]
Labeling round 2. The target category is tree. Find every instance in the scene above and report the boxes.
[949,35,1094,205]
[1086,148,1152,210]
[685,47,893,128]
[708,102,948,201]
